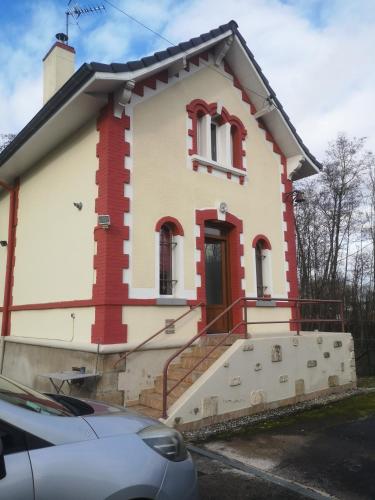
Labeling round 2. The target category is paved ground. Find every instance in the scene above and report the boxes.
[192,389,375,499]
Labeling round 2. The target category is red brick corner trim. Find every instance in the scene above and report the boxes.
[92,98,130,344]
[155,216,184,236]
[195,209,245,334]
[1,180,20,337]
[252,234,272,250]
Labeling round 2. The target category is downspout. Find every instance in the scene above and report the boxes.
[0,179,19,373]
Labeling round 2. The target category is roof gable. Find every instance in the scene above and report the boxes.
[0,21,320,184]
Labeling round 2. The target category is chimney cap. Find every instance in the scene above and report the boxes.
[55,33,68,44]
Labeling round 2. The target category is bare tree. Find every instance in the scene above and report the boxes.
[0,133,16,152]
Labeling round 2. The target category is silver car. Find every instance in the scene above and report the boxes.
[0,375,199,499]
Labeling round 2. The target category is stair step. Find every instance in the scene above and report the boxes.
[168,366,204,384]
[154,376,192,398]
[139,391,176,411]
[179,355,217,371]
[199,333,241,346]
[182,345,229,359]
[128,403,161,419]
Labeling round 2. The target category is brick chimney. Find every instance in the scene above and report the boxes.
[43,34,75,104]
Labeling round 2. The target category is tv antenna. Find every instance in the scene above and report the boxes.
[63,2,106,43]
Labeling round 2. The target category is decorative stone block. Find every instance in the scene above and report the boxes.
[202,396,219,417]
[324,352,330,358]
[295,379,305,396]
[307,360,317,368]
[243,343,254,352]
[272,345,282,362]
[341,362,345,372]
[317,336,323,344]
[334,340,342,348]
[328,375,339,387]
[279,375,288,383]
[292,337,299,347]
[250,389,265,406]
[230,376,241,387]
[254,362,262,372]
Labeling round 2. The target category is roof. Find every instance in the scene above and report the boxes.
[0,20,321,184]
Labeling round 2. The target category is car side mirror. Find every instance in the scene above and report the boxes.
[0,439,6,480]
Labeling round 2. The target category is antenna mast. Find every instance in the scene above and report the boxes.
[64,2,106,43]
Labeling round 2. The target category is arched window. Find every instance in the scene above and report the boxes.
[255,241,265,297]
[159,224,174,295]
[252,235,272,298]
[187,99,247,171]
[156,217,184,297]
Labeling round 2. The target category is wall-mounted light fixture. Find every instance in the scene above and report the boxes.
[73,202,83,210]
[283,190,305,203]
[98,214,111,230]
[219,201,228,214]
[0,241,7,247]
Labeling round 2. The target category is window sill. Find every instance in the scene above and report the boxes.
[191,155,246,178]
[255,300,276,307]
[156,298,188,306]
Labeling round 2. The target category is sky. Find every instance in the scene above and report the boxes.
[0,0,374,160]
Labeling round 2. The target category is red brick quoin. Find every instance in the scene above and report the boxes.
[92,98,130,344]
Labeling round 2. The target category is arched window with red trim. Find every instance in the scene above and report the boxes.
[187,99,247,172]
[160,224,174,295]
[252,235,272,298]
[155,217,184,297]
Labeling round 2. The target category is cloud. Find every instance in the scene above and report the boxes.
[0,0,374,160]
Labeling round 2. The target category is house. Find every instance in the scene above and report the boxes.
[0,21,355,429]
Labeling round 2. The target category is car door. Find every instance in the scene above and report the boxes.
[0,419,34,500]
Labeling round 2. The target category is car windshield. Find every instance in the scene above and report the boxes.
[0,376,73,416]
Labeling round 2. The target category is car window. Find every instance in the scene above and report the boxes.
[0,376,73,417]
[0,420,26,455]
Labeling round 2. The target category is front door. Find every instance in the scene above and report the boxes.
[204,224,231,333]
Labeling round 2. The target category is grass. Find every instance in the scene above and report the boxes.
[357,376,375,388]
[206,390,375,441]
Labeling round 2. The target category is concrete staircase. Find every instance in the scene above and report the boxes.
[128,334,239,419]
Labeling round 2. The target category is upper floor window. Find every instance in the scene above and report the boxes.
[187,99,247,178]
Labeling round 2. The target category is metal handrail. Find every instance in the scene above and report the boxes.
[162,297,246,418]
[113,302,203,368]
[161,296,345,418]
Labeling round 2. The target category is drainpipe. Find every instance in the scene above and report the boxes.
[0,179,18,373]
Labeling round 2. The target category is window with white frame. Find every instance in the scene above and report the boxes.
[159,224,176,295]
[156,218,185,297]
[187,99,247,175]
[253,236,272,298]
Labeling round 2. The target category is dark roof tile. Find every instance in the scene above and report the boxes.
[0,20,321,171]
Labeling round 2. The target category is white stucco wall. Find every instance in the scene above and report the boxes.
[124,305,201,345]
[10,307,94,344]
[12,119,98,305]
[164,332,356,427]
[127,61,289,302]
[0,192,10,308]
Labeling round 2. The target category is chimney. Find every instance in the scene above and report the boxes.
[43,33,75,104]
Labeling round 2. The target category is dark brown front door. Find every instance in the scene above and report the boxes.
[204,224,231,333]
